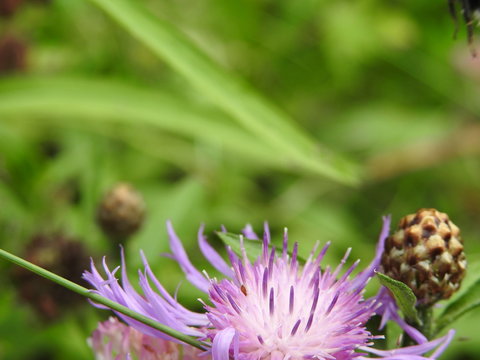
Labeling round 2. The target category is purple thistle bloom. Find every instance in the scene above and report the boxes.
[83,217,454,360]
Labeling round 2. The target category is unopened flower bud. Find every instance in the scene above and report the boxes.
[96,183,145,242]
[0,35,27,74]
[381,208,467,305]
[11,233,89,321]
[0,0,22,18]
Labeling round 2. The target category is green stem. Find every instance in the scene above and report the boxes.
[417,306,434,340]
[0,248,207,350]
[401,332,416,347]
[401,305,434,347]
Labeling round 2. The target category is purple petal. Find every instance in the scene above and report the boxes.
[197,225,234,278]
[282,228,288,260]
[83,249,208,342]
[389,309,428,345]
[167,220,210,292]
[358,329,455,359]
[233,331,239,360]
[430,330,455,358]
[263,222,271,244]
[212,328,236,360]
[242,224,258,239]
[352,215,391,289]
[140,251,208,325]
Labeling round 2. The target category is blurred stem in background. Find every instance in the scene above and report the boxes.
[367,122,480,181]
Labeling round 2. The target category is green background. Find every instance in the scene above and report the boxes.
[0,0,479,358]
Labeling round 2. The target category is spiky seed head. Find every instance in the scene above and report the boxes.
[381,208,467,305]
[96,183,146,242]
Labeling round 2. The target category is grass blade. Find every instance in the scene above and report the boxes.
[435,277,480,334]
[81,0,360,185]
[0,77,285,168]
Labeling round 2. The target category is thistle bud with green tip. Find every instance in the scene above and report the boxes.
[381,208,467,306]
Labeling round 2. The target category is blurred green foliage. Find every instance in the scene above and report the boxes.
[1,0,480,358]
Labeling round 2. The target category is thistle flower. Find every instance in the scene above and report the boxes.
[84,218,454,360]
[90,317,204,360]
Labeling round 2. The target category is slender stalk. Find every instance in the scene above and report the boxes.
[0,248,207,350]
[417,306,434,340]
[401,305,434,347]
[400,330,416,347]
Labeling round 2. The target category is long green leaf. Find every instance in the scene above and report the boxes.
[81,0,360,185]
[377,272,421,325]
[0,77,284,167]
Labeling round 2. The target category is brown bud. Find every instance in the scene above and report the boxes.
[381,208,467,305]
[11,233,89,321]
[0,0,22,18]
[0,35,27,74]
[96,183,146,241]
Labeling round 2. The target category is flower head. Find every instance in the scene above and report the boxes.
[204,233,376,360]
[381,208,466,305]
[84,217,454,360]
[90,316,204,360]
